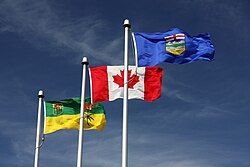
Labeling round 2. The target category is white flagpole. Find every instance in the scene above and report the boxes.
[122,19,131,167]
[77,57,88,167]
[34,90,44,167]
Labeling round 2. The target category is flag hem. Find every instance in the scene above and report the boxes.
[43,100,47,134]
[132,32,138,67]
[88,67,93,104]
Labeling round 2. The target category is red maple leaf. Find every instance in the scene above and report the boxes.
[113,70,140,89]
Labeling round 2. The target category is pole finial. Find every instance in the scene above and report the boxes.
[82,57,89,65]
[123,19,131,28]
[38,90,44,98]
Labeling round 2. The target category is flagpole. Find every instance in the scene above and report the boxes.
[34,90,44,167]
[77,57,88,167]
[122,19,131,167]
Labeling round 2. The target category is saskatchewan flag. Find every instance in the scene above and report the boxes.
[44,97,106,134]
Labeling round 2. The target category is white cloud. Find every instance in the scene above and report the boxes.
[0,120,35,166]
[160,71,233,119]
[0,108,247,167]
[0,0,123,65]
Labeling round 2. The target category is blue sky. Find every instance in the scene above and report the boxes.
[0,0,250,167]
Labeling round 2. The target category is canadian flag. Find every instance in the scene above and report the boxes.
[89,66,163,103]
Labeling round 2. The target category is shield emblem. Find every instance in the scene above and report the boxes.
[165,33,185,56]
[52,103,64,115]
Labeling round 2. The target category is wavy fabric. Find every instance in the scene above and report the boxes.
[133,28,215,66]
[44,98,106,134]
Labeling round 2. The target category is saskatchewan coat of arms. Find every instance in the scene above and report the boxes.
[52,103,64,115]
[164,33,185,56]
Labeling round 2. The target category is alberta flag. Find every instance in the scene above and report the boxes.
[89,66,163,103]
[133,28,215,66]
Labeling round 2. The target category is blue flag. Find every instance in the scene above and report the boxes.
[133,28,215,66]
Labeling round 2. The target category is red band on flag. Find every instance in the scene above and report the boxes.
[90,66,109,103]
[144,67,163,101]
[165,33,185,41]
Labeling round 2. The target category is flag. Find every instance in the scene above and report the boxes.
[133,28,215,66]
[44,97,106,134]
[89,66,163,103]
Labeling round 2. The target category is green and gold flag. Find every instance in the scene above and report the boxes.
[44,97,106,134]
